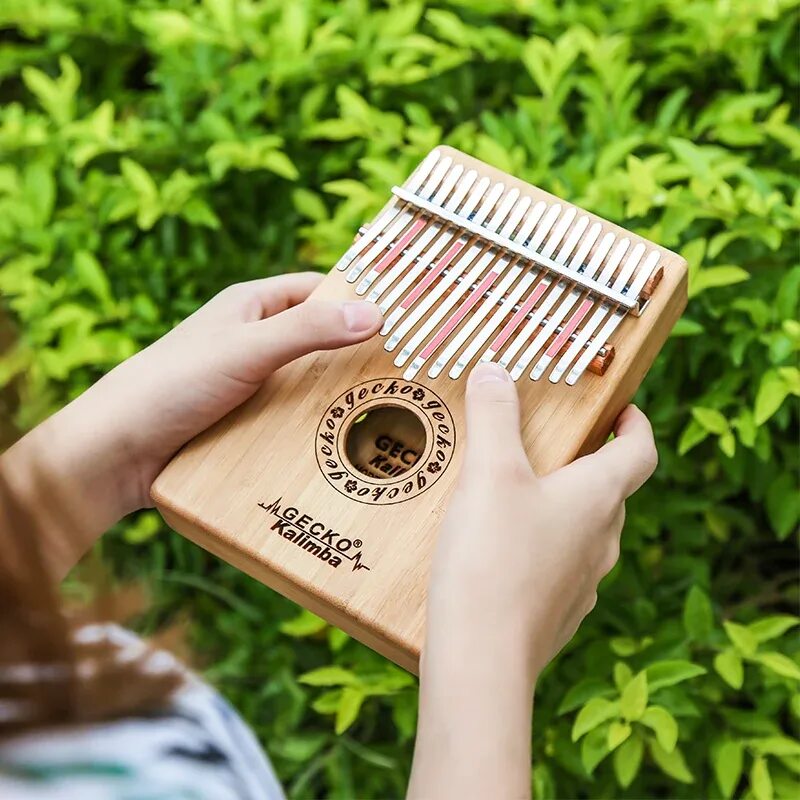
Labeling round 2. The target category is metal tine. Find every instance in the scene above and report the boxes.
[526,221,606,381]
[358,165,473,300]
[505,212,588,380]
[540,241,644,384]
[370,170,480,308]
[354,163,465,295]
[526,228,613,381]
[345,155,454,283]
[546,242,645,385]
[378,174,489,328]
[396,187,528,378]
[383,179,508,351]
[448,201,547,379]
[491,204,575,375]
[336,149,441,271]
[448,201,548,378]
[425,194,534,378]
[504,234,627,376]
[559,249,661,385]
[428,198,564,378]
[531,243,645,383]
[475,202,561,366]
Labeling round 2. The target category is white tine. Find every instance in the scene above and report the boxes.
[546,244,645,385]
[527,222,603,381]
[559,250,661,385]
[402,192,533,379]
[379,175,490,334]
[345,156,454,283]
[427,197,534,378]
[367,169,477,305]
[448,202,548,378]
[336,149,440,270]
[383,181,506,350]
[506,215,589,380]
[494,205,577,372]
[354,163,464,295]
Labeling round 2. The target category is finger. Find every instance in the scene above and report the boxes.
[189,273,324,325]
[581,405,657,499]
[463,363,529,474]
[238,299,383,377]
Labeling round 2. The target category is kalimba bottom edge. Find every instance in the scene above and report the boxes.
[155,500,422,674]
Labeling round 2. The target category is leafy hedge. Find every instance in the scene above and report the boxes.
[1,1,799,798]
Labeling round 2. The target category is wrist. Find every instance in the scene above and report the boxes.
[3,390,140,578]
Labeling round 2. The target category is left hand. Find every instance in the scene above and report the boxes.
[3,272,382,575]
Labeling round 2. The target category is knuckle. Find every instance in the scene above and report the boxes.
[494,455,534,486]
[643,441,659,475]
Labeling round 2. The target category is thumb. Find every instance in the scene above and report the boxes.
[239,299,383,377]
[464,362,528,472]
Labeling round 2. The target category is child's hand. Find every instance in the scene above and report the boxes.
[410,362,657,800]
[4,273,382,575]
[94,272,382,508]
[425,362,657,681]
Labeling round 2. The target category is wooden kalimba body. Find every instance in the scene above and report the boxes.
[152,147,687,673]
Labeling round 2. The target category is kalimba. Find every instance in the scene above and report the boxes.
[152,147,687,673]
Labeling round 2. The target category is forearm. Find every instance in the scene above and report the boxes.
[408,628,535,800]
[1,389,136,580]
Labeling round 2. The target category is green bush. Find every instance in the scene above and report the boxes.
[1,0,798,797]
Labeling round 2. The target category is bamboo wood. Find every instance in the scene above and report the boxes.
[152,147,687,674]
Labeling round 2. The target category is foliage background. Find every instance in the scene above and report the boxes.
[1,0,799,797]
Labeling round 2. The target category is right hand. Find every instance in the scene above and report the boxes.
[424,362,658,684]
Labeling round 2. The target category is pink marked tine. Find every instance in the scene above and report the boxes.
[489,281,548,352]
[372,219,426,275]
[544,298,593,358]
[419,271,500,360]
[400,240,465,309]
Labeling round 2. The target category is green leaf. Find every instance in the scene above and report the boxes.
[645,660,707,692]
[640,706,679,752]
[683,585,714,641]
[279,609,326,637]
[754,368,799,425]
[649,740,694,784]
[748,615,800,643]
[259,150,299,180]
[311,689,341,714]
[613,662,633,692]
[714,649,744,689]
[335,687,365,734]
[608,720,632,751]
[581,725,612,775]
[724,621,758,656]
[572,698,620,742]
[299,666,359,687]
[711,739,744,798]
[691,407,729,435]
[620,672,648,722]
[751,756,773,800]
[678,418,710,455]
[557,679,613,715]
[748,737,800,757]
[614,734,644,789]
[74,250,113,308]
[765,474,800,539]
[21,54,80,125]
[689,265,750,298]
[754,652,800,681]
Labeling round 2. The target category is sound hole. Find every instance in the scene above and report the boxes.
[344,405,427,481]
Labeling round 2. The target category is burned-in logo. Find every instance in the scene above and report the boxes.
[315,378,456,505]
[258,498,370,571]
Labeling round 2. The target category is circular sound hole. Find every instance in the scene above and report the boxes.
[344,405,427,481]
